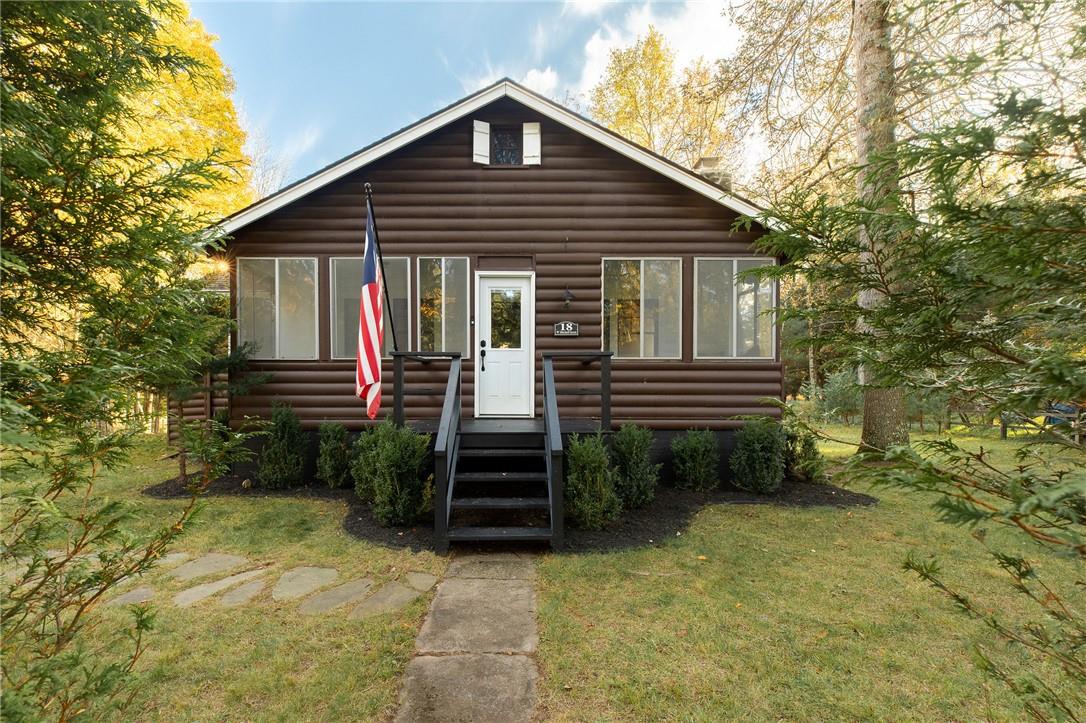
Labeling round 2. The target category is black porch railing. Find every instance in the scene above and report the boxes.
[541,351,613,430]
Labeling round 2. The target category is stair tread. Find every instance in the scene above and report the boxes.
[458,448,545,457]
[451,496,550,510]
[447,526,552,541]
[454,471,548,481]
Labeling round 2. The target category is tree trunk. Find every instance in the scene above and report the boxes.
[805,279,819,393]
[174,397,187,481]
[854,0,908,451]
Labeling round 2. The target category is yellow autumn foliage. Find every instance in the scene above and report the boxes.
[123,1,254,222]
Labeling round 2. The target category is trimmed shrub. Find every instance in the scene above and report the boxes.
[783,420,825,483]
[368,420,432,526]
[257,403,306,488]
[316,422,352,489]
[350,425,380,502]
[670,429,720,491]
[611,424,660,508]
[566,432,621,530]
[731,417,786,494]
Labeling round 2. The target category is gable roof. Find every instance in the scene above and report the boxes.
[220,78,763,234]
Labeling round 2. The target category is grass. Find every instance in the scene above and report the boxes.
[533,424,1080,721]
[41,426,1079,720]
[86,437,445,722]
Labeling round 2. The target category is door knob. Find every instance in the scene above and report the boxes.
[479,348,486,372]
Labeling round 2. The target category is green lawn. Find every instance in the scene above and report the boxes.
[70,427,1078,721]
[89,438,445,722]
[533,425,1078,721]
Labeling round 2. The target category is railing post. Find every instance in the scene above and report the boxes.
[550,449,564,549]
[434,449,449,554]
[601,354,611,431]
[393,353,405,426]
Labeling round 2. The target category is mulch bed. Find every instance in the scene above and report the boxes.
[143,475,875,554]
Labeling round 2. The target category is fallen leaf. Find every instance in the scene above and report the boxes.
[696,555,708,561]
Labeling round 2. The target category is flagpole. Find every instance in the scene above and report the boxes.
[364,183,399,352]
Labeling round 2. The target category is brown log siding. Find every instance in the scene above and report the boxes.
[216,97,782,431]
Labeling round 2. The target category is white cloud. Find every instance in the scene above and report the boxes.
[563,0,609,17]
[521,67,560,97]
[572,1,740,99]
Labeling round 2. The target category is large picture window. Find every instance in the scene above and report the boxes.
[237,257,318,359]
[695,258,776,359]
[417,257,470,355]
[330,257,410,359]
[602,258,681,358]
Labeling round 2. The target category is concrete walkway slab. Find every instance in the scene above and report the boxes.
[157,551,191,568]
[349,581,420,619]
[173,568,267,607]
[220,579,265,607]
[299,578,373,615]
[170,553,247,582]
[446,553,535,580]
[415,577,536,654]
[272,566,339,601]
[395,653,537,723]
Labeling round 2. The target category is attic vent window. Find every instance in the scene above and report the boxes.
[491,126,522,165]
[472,121,541,165]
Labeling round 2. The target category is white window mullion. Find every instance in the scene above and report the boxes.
[274,259,281,359]
[639,259,646,357]
[440,258,447,352]
[731,259,738,359]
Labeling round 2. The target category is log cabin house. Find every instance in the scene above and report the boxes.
[192,79,782,550]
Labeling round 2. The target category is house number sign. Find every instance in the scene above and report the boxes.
[554,321,580,337]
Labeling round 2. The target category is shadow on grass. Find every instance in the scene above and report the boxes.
[143,475,876,555]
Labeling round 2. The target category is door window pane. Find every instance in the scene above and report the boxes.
[237,258,276,358]
[277,258,317,359]
[332,257,409,358]
[603,259,680,358]
[737,260,774,358]
[489,288,522,349]
[696,259,734,357]
[418,257,469,355]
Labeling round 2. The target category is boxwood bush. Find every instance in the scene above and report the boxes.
[783,419,825,483]
[610,424,660,508]
[257,403,306,488]
[730,417,786,494]
[361,419,433,526]
[670,429,720,491]
[350,425,380,502]
[566,432,621,530]
[316,422,352,489]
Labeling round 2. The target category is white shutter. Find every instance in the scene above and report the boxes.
[523,122,541,165]
[472,120,490,164]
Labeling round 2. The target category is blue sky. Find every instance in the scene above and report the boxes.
[190,1,739,187]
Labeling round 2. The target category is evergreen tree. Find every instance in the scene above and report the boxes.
[1,2,248,718]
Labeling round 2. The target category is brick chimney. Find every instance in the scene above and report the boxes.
[693,157,732,191]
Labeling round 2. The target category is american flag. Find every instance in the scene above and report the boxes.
[355,198,384,418]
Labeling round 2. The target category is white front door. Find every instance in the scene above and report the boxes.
[476,274,534,417]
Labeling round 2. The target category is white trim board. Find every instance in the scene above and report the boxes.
[219,79,764,235]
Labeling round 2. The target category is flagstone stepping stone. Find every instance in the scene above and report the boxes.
[157,551,192,568]
[173,568,267,608]
[169,553,247,582]
[348,581,420,619]
[446,553,535,581]
[404,572,438,592]
[220,579,265,607]
[298,578,373,615]
[271,566,339,601]
[108,585,155,606]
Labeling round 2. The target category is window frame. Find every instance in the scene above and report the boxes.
[693,256,778,361]
[416,256,472,359]
[600,256,683,360]
[235,256,319,361]
[489,124,524,166]
[328,255,411,360]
